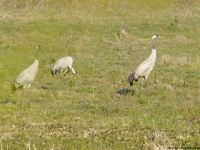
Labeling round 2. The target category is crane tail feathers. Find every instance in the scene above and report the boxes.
[128,73,134,86]
[129,80,133,86]
[51,69,55,76]
[128,71,138,86]
[11,77,17,94]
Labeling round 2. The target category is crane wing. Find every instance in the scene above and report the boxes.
[135,59,153,77]
[52,58,67,71]
[16,61,39,87]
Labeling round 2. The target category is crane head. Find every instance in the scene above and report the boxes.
[36,45,41,49]
[75,71,79,77]
[152,34,164,40]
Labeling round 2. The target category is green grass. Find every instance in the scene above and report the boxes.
[1,1,200,149]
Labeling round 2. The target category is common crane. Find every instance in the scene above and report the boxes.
[51,56,78,77]
[11,45,40,107]
[128,34,163,97]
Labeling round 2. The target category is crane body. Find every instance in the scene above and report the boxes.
[12,60,39,90]
[51,56,77,76]
[11,45,40,107]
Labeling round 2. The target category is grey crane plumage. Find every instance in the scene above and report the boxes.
[51,56,78,77]
[51,56,78,90]
[11,45,40,107]
[128,34,163,97]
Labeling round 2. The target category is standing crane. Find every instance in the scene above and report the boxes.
[11,45,40,107]
[128,34,163,97]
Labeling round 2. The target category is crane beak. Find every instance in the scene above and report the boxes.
[158,36,164,38]
[76,74,81,78]
[75,72,79,77]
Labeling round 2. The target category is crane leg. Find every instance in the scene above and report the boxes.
[138,79,144,98]
[20,88,24,107]
[145,79,147,98]
[63,71,67,76]
[59,71,63,79]
[28,88,30,108]
[62,76,65,91]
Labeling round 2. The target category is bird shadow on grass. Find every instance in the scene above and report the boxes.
[41,86,50,90]
[0,98,17,104]
[117,88,135,95]
[40,85,63,90]
[40,84,55,90]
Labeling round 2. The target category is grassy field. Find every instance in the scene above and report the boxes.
[1,0,200,149]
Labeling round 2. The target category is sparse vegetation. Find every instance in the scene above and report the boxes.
[0,0,200,149]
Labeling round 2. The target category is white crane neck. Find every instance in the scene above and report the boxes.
[149,49,156,59]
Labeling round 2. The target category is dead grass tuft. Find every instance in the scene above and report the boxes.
[161,54,191,65]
